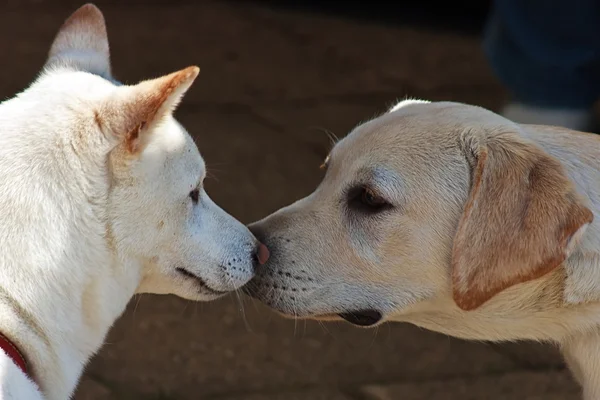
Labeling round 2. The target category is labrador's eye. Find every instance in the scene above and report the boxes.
[189,189,200,204]
[361,188,387,208]
[348,186,391,213]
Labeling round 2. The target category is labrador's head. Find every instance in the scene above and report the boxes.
[246,100,592,327]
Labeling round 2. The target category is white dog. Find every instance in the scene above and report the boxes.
[0,4,268,399]
[247,100,600,399]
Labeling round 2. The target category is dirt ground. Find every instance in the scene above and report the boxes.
[0,1,582,399]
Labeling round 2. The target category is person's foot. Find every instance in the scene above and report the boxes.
[501,102,595,132]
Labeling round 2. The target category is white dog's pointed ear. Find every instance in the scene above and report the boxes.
[45,4,111,78]
[99,66,200,153]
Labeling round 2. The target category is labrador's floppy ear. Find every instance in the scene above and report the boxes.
[452,128,593,311]
[45,4,111,78]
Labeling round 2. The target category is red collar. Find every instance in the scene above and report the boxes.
[0,332,28,377]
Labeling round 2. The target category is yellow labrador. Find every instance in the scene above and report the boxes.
[247,100,600,399]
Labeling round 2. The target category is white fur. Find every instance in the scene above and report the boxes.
[388,98,430,113]
[0,4,261,399]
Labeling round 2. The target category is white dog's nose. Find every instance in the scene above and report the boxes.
[255,243,270,266]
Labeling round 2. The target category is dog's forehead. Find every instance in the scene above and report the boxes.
[36,69,115,101]
[179,131,205,177]
[156,120,205,176]
[331,103,464,171]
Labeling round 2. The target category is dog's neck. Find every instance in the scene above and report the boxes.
[394,250,600,343]
[0,331,28,376]
[0,255,142,399]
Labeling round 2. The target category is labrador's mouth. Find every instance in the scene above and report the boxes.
[338,310,383,327]
[176,267,228,296]
[286,310,383,326]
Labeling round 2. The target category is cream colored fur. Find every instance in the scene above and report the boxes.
[248,99,600,399]
[0,4,263,399]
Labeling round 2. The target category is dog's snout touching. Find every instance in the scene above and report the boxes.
[254,242,270,267]
[248,224,266,244]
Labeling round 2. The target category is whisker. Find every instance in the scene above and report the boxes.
[179,299,189,318]
[292,295,298,337]
[205,170,220,182]
[303,319,308,338]
[246,288,262,313]
[205,162,231,167]
[308,126,339,147]
[225,275,251,333]
[132,294,143,320]
[368,325,380,349]
[317,320,333,338]
[235,288,252,332]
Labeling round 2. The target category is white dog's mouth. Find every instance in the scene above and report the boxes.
[175,267,228,296]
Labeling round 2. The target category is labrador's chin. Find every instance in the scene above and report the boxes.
[264,306,382,326]
[274,311,341,322]
[338,310,382,327]
[310,313,344,322]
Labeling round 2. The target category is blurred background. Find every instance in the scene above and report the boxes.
[0,0,588,399]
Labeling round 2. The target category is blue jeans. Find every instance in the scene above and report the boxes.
[484,0,600,109]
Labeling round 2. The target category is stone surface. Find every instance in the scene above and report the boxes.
[74,377,113,400]
[0,1,573,399]
[361,370,580,400]
[487,341,566,369]
[219,388,352,400]
[79,296,515,398]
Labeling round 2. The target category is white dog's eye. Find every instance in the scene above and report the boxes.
[189,188,200,204]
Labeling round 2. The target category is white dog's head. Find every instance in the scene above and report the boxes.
[246,100,592,328]
[25,4,268,301]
